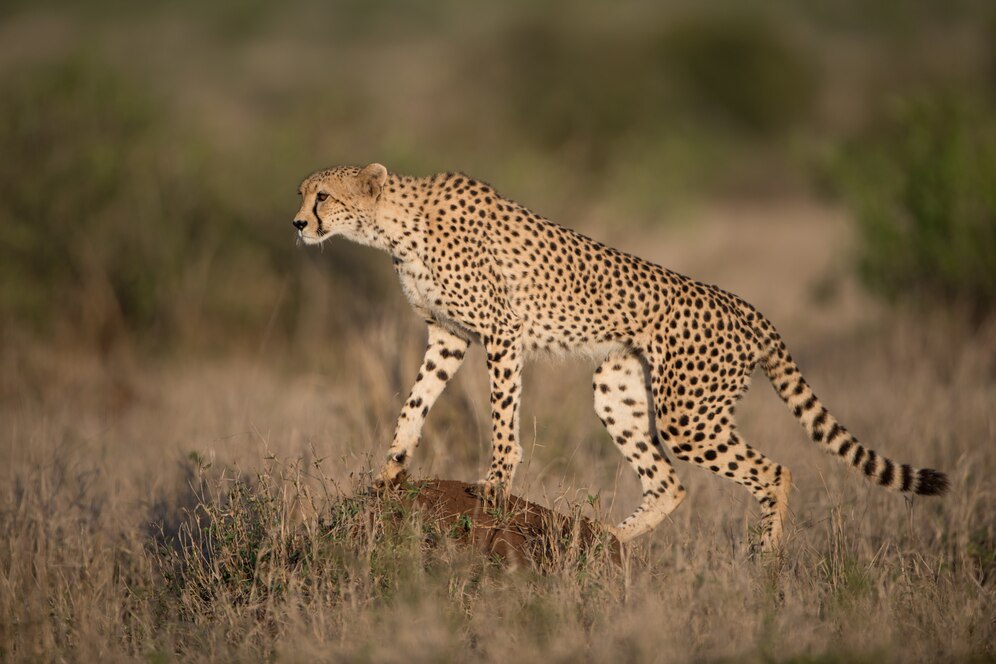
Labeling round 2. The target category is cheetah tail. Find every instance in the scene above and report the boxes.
[759,339,949,497]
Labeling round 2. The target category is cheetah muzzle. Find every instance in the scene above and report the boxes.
[292,162,949,553]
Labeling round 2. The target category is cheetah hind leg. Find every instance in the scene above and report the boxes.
[760,465,791,553]
[593,353,687,543]
[678,422,792,553]
[718,431,792,554]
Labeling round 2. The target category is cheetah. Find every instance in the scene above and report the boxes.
[292,163,949,551]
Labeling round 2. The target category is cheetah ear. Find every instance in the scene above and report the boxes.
[359,163,388,199]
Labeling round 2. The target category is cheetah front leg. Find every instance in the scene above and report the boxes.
[480,327,524,498]
[593,353,687,542]
[378,322,470,485]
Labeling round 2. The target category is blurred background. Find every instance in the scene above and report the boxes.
[1,0,993,361]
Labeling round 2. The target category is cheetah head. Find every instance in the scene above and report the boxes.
[293,163,388,246]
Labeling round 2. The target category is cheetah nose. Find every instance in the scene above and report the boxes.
[292,219,307,231]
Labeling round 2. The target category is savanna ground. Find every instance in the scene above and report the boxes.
[2,2,995,662]
[4,204,994,662]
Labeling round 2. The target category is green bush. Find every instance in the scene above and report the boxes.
[657,13,817,135]
[0,56,152,332]
[835,96,996,317]
[0,55,238,344]
[489,11,817,162]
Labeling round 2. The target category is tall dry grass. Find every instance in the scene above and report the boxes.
[2,207,993,662]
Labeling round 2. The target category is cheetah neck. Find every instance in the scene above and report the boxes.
[366,174,433,261]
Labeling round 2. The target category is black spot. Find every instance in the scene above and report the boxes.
[837,439,852,457]
[863,450,877,476]
[879,458,894,487]
[900,464,914,492]
[825,423,842,443]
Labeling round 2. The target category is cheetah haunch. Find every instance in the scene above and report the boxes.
[293,163,949,552]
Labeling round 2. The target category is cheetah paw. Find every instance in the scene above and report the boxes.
[469,477,509,504]
[371,463,408,493]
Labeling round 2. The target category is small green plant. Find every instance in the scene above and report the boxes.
[834,95,996,318]
[404,481,427,500]
[449,513,473,539]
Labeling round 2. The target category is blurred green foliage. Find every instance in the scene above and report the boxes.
[0,1,993,352]
[0,56,381,352]
[488,11,815,167]
[0,59,129,323]
[2,58,227,346]
[835,96,996,317]
[660,14,817,135]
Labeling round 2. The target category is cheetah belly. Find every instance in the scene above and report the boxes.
[521,322,626,360]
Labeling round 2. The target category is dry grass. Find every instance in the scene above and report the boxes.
[2,204,994,662]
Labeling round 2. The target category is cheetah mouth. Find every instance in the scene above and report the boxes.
[298,229,331,245]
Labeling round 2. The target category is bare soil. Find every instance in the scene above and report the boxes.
[376,478,620,566]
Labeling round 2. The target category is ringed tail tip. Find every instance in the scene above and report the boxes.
[915,468,949,496]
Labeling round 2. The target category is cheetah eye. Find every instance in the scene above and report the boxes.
[316,192,329,202]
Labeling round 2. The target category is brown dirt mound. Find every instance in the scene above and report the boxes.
[378,478,621,567]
